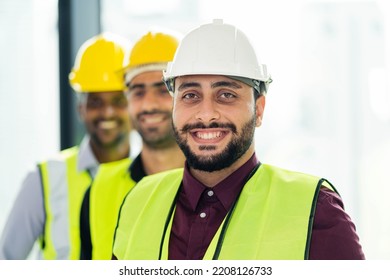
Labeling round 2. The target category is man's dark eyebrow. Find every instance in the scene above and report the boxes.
[177,82,201,91]
[211,81,242,89]
[151,81,166,87]
[128,83,145,90]
[177,80,242,91]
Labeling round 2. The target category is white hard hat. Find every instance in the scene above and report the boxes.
[163,19,271,94]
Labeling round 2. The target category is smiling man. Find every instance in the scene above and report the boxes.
[0,33,132,259]
[173,75,262,178]
[78,90,131,161]
[112,20,365,260]
[88,31,185,260]
[124,31,185,176]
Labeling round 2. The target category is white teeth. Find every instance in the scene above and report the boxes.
[99,120,117,129]
[143,116,164,124]
[196,131,222,139]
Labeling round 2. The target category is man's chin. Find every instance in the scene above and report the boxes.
[186,153,231,172]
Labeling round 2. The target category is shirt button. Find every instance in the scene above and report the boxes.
[207,190,214,197]
[200,212,207,218]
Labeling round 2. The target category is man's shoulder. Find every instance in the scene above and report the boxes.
[135,168,184,190]
[95,158,133,182]
[38,146,80,164]
[142,168,184,181]
[259,163,323,182]
[124,168,184,203]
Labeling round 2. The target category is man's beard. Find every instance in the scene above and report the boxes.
[133,110,176,149]
[140,127,177,149]
[173,116,256,172]
[90,131,127,149]
[89,118,127,149]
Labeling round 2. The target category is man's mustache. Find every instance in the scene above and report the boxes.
[136,110,171,119]
[180,122,237,134]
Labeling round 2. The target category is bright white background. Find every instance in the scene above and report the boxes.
[0,0,389,260]
[0,0,60,239]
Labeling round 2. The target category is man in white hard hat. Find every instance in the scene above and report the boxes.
[112,19,365,260]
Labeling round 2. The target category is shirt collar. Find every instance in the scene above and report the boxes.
[182,153,260,211]
[129,153,147,183]
[77,135,99,177]
[77,135,132,178]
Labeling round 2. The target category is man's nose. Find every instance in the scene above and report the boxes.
[194,97,220,123]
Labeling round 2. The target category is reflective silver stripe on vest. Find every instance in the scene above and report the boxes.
[45,159,70,259]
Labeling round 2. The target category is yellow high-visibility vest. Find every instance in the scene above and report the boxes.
[89,157,134,259]
[113,164,335,260]
[39,147,91,259]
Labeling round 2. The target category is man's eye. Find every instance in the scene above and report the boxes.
[87,98,103,108]
[159,87,169,95]
[220,92,236,99]
[182,92,198,99]
[112,97,128,108]
[130,90,145,98]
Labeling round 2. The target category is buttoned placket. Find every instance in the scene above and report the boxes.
[187,188,219,259]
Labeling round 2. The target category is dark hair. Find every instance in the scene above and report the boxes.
[254,82,266,99]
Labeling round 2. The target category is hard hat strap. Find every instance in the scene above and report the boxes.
[227,76,261,93]
[163,78,175,96]
[164,75,272,96]
[125,63,168,87]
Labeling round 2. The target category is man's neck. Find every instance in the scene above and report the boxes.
[141,145,185,175]
[189,148,255,188]
[90,140,130,163]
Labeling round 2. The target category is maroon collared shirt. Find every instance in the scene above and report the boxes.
[168,153,365,260]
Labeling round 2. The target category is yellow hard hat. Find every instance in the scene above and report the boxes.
[69,32,131,93]
[124,31,180,85]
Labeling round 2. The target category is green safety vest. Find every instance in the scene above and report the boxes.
[89,157,135,259]
[39,146,91,259]
[113,164,335,260]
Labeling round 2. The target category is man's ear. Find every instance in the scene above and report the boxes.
[255,95,266,127]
